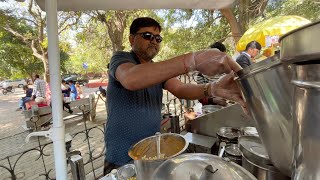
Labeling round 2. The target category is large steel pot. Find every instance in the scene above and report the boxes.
[239,136,290,180]
[128,133,188,180]
[242,156,290,180]
[280,21,320,64]
[152,153,257,180]
[236,55,293,176]
[280,19,320,179]
[291,64,320,179]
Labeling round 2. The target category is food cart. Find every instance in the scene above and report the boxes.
[24,0,320,179]
[24,0,235,179]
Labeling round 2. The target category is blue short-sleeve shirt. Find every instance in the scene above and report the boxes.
[105,51,164,165]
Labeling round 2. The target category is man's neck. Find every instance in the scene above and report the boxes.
[139,58,152,64]
[133,51,152,64]
[243,51,252,58]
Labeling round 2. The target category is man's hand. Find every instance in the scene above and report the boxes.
[184,49,242,76]
[210,96,228,106]
[209,72,245,108]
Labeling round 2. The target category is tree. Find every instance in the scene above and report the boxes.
[267,0,320,21]
[0,9,43,80]
[66,10,161,75]
[220,0,269,43]
[1,0,80,81]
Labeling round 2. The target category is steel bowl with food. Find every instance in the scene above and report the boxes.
[128,133,188,180]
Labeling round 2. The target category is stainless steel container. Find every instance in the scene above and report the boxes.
[239,136,290,180]
[291,64,320,179]
[202,105,223,114]
[280,21,320,64]
[128,133,188,180]
[152,153,257,180]
[236,55,293,176]
[225,144,242,165]
[242,156,290,180]
[117,164,136,180]
[241,127,259,136]
[216,127,241,144]
[280,19,320,179]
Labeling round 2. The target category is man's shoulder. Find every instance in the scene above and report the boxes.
[111,51,137,65]
[236,53,249,61]
[112,51,131,58]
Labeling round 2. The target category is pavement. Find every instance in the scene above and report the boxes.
[0,85,108,179]
[0,84,184,179]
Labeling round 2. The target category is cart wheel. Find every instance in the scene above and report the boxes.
[11,88,15,93]
[2,90,7,95]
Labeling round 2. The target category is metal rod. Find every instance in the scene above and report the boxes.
[45,0,67,178]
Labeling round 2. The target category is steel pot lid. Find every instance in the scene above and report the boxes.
[239,136,272,166]
[152,153,257,180]
[280,20,320,64]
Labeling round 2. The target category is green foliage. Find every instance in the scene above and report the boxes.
[155,10,231,61]
[267,0,320,21]
[0,11,43,79]
[66,20,111,75]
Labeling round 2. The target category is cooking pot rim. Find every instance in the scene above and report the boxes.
[128,133,189,161]
[279,20,319,42]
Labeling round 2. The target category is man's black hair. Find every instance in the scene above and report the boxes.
[245,41,262,51]
[68,80,74,84]
[130,17,162,35]
[35,74,40,78]
[210,42,226,52]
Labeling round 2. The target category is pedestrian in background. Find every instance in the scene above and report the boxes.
[236,41,262,68]
[68,80,77,101]
[32,74,46,100]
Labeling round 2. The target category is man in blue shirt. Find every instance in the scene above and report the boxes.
[104,17,245,175]
[68,80,77,101]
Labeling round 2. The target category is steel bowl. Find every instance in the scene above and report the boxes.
[217,127,241,144]
[128,133,188,180]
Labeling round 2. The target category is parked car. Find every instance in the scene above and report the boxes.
[64,76,89,86]
[2,79,27,88]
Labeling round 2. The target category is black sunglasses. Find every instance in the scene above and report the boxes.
[135,32,162,43]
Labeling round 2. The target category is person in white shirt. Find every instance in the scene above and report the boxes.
[32,74,46,99]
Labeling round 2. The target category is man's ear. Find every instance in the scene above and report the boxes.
[129,34,134,46]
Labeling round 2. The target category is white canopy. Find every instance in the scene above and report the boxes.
[35,0,235,11]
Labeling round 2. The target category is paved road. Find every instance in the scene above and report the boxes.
[0,86,108,179]
[0,86,107,140]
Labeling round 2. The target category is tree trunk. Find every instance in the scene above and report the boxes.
[220,8,243,43]
[43,53,50,82]
[105,11,127,52]
[239,0,250,33]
